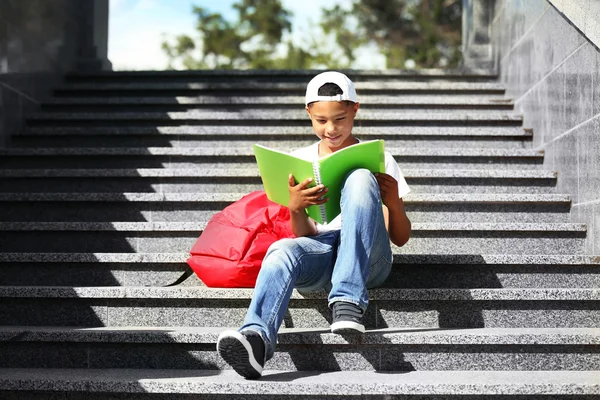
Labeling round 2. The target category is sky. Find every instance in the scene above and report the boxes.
[108,0,386,70]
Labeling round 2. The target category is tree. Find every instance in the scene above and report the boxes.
[162,0,335,69]
[321,0,462,69]
[162,0,462,70]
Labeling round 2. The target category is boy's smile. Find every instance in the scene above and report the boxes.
[306,101,360,155]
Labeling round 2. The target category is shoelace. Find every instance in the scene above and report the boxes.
[333,302,363,318]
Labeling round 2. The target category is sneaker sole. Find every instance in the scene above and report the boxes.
[216,331,263,379]
[330,320,365,334]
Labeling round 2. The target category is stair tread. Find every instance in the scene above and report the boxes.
[2,253,598,265]
[0,221,586,232]
[66,68,498,78]
[0,147,543,157]
[27,111,523,122]
[1,286,598,300]
[0,368,597,395]
[1,326,599,345]
[0,168,556,178]
[0,192,571,203]
[45,95,514,106]
[57,81,506,90]
[22,126,531,136]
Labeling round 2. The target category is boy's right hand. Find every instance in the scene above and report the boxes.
[287,174,328,213]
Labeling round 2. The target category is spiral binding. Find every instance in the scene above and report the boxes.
[312,160,328,224]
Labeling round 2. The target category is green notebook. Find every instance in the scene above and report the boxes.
[253,140,385,224]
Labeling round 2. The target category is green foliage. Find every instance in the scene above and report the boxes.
[161,0,462,70]
[162,0,333,69]
[321,0,462,69]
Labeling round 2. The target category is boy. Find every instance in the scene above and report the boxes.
[216,71,412,379]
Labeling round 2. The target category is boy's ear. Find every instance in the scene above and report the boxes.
[353,102,359,116]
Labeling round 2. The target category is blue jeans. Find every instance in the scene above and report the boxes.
[239,169,393,360]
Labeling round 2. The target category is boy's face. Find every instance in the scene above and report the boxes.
[305,101,359,151]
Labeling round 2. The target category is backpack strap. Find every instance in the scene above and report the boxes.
[161,268,194,287]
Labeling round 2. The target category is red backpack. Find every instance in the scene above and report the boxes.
[187,191,295,288]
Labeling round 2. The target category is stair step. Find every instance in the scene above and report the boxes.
[0,193,571,223]
[3,286,597,301]
[0,222,586,254]
[42,95,515,110]
[55,81,506,94]
[0,168,557,194]
[15,126,532,148]
[3,326,597,345]
[0,327,598,371]
[0,167,555,179]
[15,127,532,149]
[20,125,532,136]
[26,111,522,127]
[0,192,569,202]
[13,137,529,150]
[0,147,543,157]
[2,369,597,398]
[1,253,598,288]
[65,68,498,80]
[2,286,597,328]
[0,147,544,170]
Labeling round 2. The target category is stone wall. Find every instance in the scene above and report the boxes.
[461,0,495,71]
[0,0,110,148]
[491,0,600,254]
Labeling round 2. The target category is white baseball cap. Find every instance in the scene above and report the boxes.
[305,71,358,105]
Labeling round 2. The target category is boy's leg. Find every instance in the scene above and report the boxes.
[328,168,392,319]
[218,231,338,378]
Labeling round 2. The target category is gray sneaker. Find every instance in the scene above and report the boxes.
[217,330,266,379]
[330,301,365,334]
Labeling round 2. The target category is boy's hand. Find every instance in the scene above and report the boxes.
[287,174,328,213]
[375,172,400,210]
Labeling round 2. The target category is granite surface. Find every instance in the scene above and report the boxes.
[548,0,600,48]
[25,110,524,123]
[1,253,598,288]
[0,167,557,178]
[2,326,598,345]
[44,94,512,106]
[489,1,600,255]
[2,252,597,265]
[57,81,506,91]
[0,197,573,224]
[0,177,556,195]
[21,125,530,137]
[2,298,598,329]
[0,252,188,263]
[65,68,497,77]
[0,221,586,232]
[1,286,598,301]
[0,192,571,204]
[0,369,598,396]
[0,146,542,157]
[13,137,529,150]
[0,222,589,253]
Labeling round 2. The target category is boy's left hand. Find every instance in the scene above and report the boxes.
[374,172,400,211]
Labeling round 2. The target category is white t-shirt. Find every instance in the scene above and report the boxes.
[291,141,411,233]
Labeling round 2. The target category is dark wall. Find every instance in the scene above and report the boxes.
[0,0,110,147]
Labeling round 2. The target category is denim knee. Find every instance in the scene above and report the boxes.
[261,238,298,273]
[342,168,380,206]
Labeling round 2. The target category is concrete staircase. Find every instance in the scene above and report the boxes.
[0,70,598,399]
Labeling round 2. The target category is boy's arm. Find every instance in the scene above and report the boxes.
[375,173,412,247]
[287,174,327,237]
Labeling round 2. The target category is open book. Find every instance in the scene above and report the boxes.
[253,140,385,224]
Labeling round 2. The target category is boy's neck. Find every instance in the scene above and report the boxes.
[318,135,358,157]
